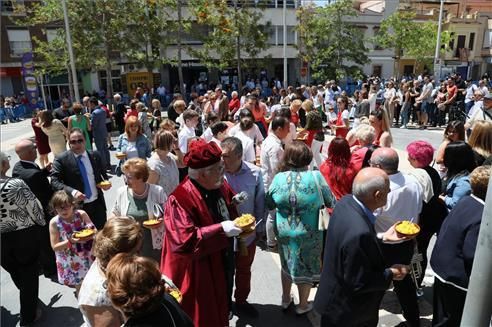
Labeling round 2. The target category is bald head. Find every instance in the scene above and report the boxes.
[353,167,390,211]
[370,147,399,175]
[15,139,37,161]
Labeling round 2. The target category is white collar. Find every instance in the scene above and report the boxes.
[74,151,88,159]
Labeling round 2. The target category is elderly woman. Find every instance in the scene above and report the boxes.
[431,166,491,326]
[151,99,162,132]
[117,116,152,161]
[78,218,143,327]
[1,152,45,326]
[228,91,241,118]
[349,124,377,172]
[148,130,183,196]
[106,253,193,327]
[266,141,335,315]
[369,109,393,147]
[406,141,448,288]
[110,158,167,262]
[440,141,477,210]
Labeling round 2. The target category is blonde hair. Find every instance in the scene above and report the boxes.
[301,99,314,112]
[355,125,376,145]
[470,165,491,200]
[468,120,492,158]
[151,99,161,109]
[122,158,150,182]
[93,218,143,270]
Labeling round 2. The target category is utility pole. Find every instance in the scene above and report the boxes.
[282,0,287,88]
[61,0,80,102]
[433,0,444,81]
[461,167,492,325]
[177,0,185,97]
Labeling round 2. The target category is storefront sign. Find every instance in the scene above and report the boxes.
[21,52,39,110]
[126,72,153,97]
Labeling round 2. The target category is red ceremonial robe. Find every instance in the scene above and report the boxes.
[160,177,238,327]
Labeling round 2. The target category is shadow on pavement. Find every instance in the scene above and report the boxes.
[233,303,311,327]
[1,306,20,326]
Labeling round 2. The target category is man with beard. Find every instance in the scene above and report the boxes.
[160,139,242,327]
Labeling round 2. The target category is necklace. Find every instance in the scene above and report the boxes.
[132,183,149,198]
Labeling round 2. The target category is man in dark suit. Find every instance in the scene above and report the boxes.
[51,128,111,229]
[314,168,411,327]
[53,98,73,128]
[12,139,56,278]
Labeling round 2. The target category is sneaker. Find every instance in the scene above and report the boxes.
[281,297,294,310]
[295,302,313,315]
[400,125,406,129]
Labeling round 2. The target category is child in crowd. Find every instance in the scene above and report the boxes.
[48,191,95,295]
[326,104,338,135]
[209,121,229,147]
[178,109,199,154]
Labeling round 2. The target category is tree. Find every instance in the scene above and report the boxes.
[374,11,451,74]
[18,0,176,101]
[188,0,271,89]
[297,0,368,82]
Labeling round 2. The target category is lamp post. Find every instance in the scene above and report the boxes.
[282,0,287,88]
[433,0,444,80]
[61,0,80,102]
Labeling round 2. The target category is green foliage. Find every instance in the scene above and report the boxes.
[187,0,271,71]
[374,11,451,68]
[16,0,175,76]
[296,0,368,82]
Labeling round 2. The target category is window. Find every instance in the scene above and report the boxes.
[1,0,25,15]
[277,26,296,45]
[7,29,31,57]
[455,35,466,57]
[46,29,61,43]
[99,70,122,93]
[484,23,492,49]
[267,26,276,45]
[373,26,382,50]
[468,32,475,51]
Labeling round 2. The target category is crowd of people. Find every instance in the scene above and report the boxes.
[1,73,491,327]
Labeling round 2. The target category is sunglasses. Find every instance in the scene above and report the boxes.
[69,139,84,145]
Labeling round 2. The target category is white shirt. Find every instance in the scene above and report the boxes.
[465,84,478,103]
[374,172,423,233]
[480,86,489,97]
[468,104,492,128]
[72,151,98,203]
[178,125,196,153]
[201,127,213,142]
[126,141,139,159]
[176,113,184,129]
[261,133,284,190]
[468,100,483,119]
[368,92,377,111]
[422,82,434,103]
[384,88,396,100]
[210,137,222,147]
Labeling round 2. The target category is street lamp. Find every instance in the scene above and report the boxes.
[61,0,80,102]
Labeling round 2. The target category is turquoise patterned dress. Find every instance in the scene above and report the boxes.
[266,170,335,284]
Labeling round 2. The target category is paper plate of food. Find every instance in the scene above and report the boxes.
[73,228,95,240]
[142,219,162,227]
[97,180,112,188]
[395,220,420,237]
[115,152,127,160]
[234,214,255,229]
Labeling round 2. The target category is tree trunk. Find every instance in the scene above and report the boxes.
[177,0,186,97]
[105,44,114,108]
[234,1,242,90]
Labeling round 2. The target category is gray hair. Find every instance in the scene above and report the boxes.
[0,151,9,168]
[353,174,387,199]
[371,151,399,174]
[113,93,121,101]
[187,167,202,180]
[355,125,376,145]
[221,137,243,157]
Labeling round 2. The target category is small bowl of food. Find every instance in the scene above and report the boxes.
[73,228,95,240]
[115,152,127,160]
[98,180,112,188]
[142,219,162,228]
[395,221,420,237]
[234,214,256,230]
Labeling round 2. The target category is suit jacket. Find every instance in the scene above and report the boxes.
[50,150,108,209]
[12,161,53,220]
[314,195,392,326]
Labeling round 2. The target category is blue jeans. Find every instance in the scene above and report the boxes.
[400,102,411,127]
[0,108,5,122]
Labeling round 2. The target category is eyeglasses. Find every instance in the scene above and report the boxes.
[69,139,84,145]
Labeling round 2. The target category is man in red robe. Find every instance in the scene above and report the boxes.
[161,139,243,327]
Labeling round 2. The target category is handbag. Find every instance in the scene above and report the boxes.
[312,172,330,231]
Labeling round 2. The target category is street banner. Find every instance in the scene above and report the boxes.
[21,52,39,111]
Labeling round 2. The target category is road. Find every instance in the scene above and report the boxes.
[0,120,444,326]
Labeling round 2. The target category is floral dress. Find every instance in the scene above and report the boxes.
[54,211,94,286]
[266,170,335,284]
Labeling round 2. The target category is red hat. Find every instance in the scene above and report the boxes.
[184,138,222,169]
